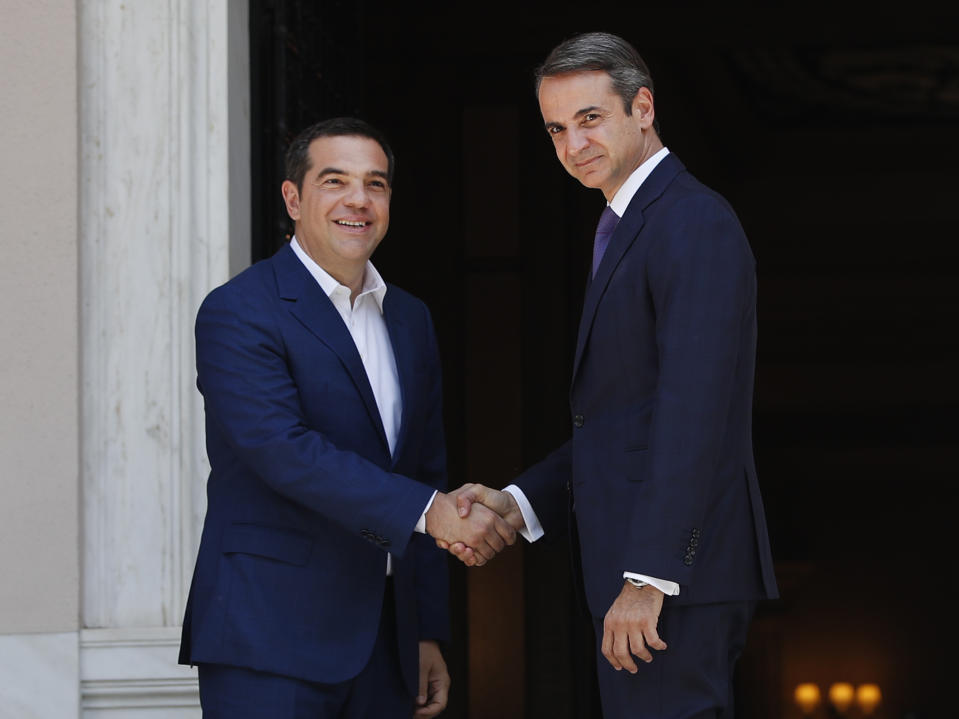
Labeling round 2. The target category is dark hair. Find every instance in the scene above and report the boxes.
[535,32,660,132]
[284,117,395,191]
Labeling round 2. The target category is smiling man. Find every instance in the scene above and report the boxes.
[179,117,517,718]
[450,32,779,718]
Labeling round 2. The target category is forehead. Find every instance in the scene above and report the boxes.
[306,134,388,174]
[538,70,620,120]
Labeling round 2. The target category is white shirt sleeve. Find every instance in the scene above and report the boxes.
[414,490,438,534]
[502,485,544,542]
[623,572,680,596]
[491,484,680,595]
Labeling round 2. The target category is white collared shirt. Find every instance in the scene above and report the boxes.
[608,146,671,218]
[292,238,434,573]
[292,237,402,454]
[504,147,680,597]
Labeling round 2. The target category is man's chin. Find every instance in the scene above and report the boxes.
[569,159,606,185]
[576,173,606,191]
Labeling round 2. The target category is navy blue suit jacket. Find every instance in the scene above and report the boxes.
[516,154,778,615]
[179,243,449,693]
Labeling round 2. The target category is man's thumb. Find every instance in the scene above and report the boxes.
[456,491,474,517]
[417,672,428,706]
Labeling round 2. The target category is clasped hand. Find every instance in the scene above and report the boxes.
[425,484,524,566]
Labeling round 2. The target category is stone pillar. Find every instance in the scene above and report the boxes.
[77,0,248,714]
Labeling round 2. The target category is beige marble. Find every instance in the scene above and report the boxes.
[0,0,80,635]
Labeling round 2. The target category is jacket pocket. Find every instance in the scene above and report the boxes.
[625,409,651,452]
[222,523,313,566]
[623,447,649,481]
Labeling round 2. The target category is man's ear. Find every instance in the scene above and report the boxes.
[281,180,301,221]
[631,87,656,130]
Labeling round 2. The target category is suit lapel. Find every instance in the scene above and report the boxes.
[570,154,686,386]
[272,244,390,451]
[382,292,414,464]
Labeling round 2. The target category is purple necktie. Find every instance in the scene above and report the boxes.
[591,205,620,278]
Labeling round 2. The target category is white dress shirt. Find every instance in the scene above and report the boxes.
[291,238,434,574]
[504,147,680,597]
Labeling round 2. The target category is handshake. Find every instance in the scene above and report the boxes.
[424,484,525,567]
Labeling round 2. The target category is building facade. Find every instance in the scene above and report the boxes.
[1,2,250,715]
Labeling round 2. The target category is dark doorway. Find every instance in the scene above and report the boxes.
[250,3,959,717]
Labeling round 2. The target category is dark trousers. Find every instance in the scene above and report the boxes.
[198,582,412,718]
[592,601,755,719]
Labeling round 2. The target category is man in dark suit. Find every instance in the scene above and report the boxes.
[449,33,779,718]
[179,117,517,718]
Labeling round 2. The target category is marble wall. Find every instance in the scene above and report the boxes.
[1,0,81,716]
[1,1,249,716]
[78,0,249,713]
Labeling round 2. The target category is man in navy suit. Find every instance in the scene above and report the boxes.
[179,117,517,718]
[450,33,778,718]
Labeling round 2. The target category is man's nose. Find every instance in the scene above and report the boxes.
[343,183,370,207]
[567,127,590,155]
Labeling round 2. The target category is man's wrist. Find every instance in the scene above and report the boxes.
[623,572,680,596]
[502,485,543,542]
[424,491,451,537]
[414,490,438,534]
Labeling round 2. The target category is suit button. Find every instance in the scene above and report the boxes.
[573,414,585,428]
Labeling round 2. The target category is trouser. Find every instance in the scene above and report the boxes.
[592,600,756,719]
[198,580,412,718]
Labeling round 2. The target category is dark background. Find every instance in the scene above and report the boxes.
[250,3,959,717]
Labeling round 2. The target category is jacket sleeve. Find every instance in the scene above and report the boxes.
[513,439,572,539]
[196,282,435,558]
[622,193,755,584]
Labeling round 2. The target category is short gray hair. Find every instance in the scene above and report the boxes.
[535,32,659,131]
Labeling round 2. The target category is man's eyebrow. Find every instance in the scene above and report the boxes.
[314,167,388,181]
[543,105,605,131]
[573,105,603,119]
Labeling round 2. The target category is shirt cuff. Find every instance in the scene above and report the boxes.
[623,571,680,596]
[414,490,438,534]
[502,485,544,542]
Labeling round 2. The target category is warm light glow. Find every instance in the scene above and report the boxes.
[794,683,821,714]
[856,684,882,714]
[828,682,856,713]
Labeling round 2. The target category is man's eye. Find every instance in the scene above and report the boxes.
[583,113,600,123]
[322,177,342,185]
[547,126,563,136]
[368,180,387,190]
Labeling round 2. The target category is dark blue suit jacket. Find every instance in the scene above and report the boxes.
[179,243,449,693]
[516,154,778,615]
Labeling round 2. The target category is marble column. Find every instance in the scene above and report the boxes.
[78,0,249,714]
